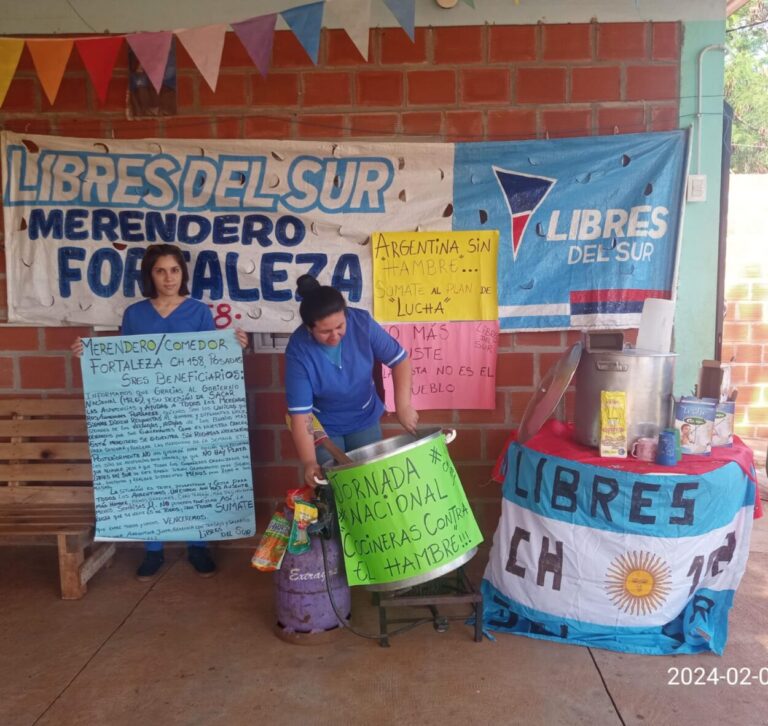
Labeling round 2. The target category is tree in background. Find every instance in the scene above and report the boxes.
[726,1,768,172]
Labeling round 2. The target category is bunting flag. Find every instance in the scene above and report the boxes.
[231,14,278,77]
[325,0,372,60]
[126,31,173,93]
[0,39,24,107]
[75,36,124,104]
[460,0,476,7]
[176,24,227,92]
[0,0,435,107]
[26,38,73,105]
[382,0,416,41]
[281,2,325,64]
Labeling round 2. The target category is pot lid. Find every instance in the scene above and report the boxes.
[517,341,583,444]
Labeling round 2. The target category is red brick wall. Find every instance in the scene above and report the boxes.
[0,22,681,536]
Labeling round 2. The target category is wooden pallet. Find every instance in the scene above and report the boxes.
[0,398,115,599]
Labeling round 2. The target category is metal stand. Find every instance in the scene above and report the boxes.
[371,567,483,647]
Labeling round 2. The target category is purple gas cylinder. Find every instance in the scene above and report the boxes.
[273,513,351,644]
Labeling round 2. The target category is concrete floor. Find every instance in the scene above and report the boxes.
[3,487,768,726]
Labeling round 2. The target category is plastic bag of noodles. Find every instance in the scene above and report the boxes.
[251,511,291,571]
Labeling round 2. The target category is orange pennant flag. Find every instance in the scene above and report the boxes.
[0,38,24,107]
[76,36,124,104]
[26,38,74,105]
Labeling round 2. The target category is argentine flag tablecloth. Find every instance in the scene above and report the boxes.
[482,429,757,655]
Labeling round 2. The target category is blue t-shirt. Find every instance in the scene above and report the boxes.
[285,308,406,436]
[121,298,216,335]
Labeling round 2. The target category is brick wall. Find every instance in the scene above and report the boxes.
[0,22,681,537]
[723,263,768,440]
[721,174,768,443]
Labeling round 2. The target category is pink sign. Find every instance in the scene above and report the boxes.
[382,321,499,411]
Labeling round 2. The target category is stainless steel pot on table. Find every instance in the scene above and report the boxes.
[573,349,676,447]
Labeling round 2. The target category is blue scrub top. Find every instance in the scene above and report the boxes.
[121,298,216,335]
[285,308,406,436]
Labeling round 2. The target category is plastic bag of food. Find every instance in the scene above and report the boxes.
[287,499,318,555]
[251,511,291,571]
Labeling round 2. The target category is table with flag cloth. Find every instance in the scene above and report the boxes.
[482,420,761,655]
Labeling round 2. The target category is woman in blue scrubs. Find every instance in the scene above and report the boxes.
[286,275,418,487]
[74,243,247,581]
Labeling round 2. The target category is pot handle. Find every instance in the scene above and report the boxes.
[443,429,457,444]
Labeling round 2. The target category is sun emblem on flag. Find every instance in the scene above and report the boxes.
[605,551,672,616]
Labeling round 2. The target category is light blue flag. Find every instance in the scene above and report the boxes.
[281,1,325,64]
[482,440,755,655]
[383,0,416,41]
[453,130,688,331]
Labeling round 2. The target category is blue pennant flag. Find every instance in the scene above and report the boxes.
[383,0,415,41]
[281,1,325,64]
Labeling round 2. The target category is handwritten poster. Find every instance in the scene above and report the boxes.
[372,230,499,322]
[327,432,483,587]
[382,321,499,410]
[80,330,255,542]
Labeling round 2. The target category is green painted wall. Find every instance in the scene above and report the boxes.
[675,20,726,395]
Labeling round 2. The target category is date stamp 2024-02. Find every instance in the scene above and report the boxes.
[668,667,768,686]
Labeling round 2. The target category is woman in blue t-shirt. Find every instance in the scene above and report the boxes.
[286,275,418,487]
[74,244,247,582]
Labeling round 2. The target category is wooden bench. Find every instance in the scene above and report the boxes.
[0,398,115,599]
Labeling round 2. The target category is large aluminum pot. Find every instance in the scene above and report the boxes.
[324,428,483,592]
[573,350,676,447]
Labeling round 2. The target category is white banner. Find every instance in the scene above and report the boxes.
[1,132,453,331]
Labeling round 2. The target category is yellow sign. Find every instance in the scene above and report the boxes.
[372,230,499,322]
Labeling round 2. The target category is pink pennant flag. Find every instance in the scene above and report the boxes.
[26,38,74,105]
[126,31,173,93]
[75,36,124,104]
[176,24,226,93]
[231,14,277,77]
[0,38,24,107]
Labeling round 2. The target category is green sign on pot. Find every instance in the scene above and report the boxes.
[327,433,483,587]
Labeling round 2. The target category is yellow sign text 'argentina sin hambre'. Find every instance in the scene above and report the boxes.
[371,230,499,323]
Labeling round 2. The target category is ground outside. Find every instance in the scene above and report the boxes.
[3,474,768,726]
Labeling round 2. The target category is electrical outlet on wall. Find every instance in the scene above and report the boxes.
[686,174,707,202]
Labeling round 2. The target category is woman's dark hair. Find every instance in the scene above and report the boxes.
[141,244,190,298]
[296,274,345,327]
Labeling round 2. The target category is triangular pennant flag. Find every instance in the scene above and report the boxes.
[26,38,73,105]
[126,31,173,93]
[176,24,226,93]
[325,0,372,60]
[382,0,416,41]
[231,14,277,77]
[75,36,124,104]
[0,39,24,107]
[281,1,324,64]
